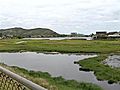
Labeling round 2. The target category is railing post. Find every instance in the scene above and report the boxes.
[0,66,47,90]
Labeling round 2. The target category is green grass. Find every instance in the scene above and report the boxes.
[0,39,120,89]
[0,39,120,53]
[0,63,102,90]
[76,55,120,84]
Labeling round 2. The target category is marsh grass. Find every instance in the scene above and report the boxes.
[77,55,120,84]
[0,39,120,53]
[0,63,102,90]
[0,39,120,89]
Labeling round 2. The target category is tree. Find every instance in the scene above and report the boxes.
[0,33,2,37]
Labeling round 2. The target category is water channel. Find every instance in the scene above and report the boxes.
[0,52,119,90]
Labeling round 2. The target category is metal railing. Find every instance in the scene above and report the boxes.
[0,66,47,90]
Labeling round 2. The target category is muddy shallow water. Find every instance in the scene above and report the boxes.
[104,55,120,68]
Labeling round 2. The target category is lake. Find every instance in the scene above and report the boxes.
[23,37,93,40]
[0,52,120,90]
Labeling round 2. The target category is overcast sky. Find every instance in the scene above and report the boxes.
[0,0,120,34]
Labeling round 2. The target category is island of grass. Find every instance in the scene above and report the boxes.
[75,55,120,84]
[0,63,102,90]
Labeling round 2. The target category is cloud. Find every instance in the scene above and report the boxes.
[0,0,120,34]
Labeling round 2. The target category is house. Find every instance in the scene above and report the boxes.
[93,31,120,40]
[108,32,120,38]
[107,32,118,35]
[71,32,77,37]
[96,31,107,35]
[93,31,108,40]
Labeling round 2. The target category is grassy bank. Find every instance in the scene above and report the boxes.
[76,55,120,84]
[0,63,102,90]
[0,39,120,88]
[0,39,120,53]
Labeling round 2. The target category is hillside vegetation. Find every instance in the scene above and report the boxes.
[0,27,59,38]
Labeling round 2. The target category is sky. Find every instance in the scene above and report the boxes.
[0,0,120,34]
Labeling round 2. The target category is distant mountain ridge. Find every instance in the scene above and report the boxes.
[0,27,59,38]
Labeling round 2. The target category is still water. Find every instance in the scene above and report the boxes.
[104,55,120,68]
[0,52,120,90]
[23,37,92,40]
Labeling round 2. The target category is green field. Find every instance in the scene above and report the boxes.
[0,39,120,54]
[0,39,120,90]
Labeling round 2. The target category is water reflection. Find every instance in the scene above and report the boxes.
[0,52,120,90]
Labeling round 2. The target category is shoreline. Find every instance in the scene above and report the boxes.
[0,63,102,90]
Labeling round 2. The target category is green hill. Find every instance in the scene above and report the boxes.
[0,27,59,38]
